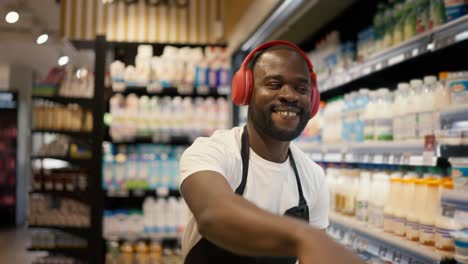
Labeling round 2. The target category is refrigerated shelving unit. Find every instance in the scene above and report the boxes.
[27,36,106,264]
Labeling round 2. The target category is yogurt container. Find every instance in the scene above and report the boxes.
[452,231,468,262]
[448,71,468,105]
[450,158,468,191]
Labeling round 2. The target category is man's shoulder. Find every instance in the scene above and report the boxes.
[183,127,241,155]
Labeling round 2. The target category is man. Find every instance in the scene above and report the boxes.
[179,41,363,264]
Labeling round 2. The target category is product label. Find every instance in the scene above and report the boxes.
[404,114,418,139]
[449,80,468,103]
[418,111,434,137]
[444,1,468,21]
[356,200,369,222]
[374,118,393,140]
[364,119,374,140]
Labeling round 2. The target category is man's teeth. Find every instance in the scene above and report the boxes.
[278,111,297,117]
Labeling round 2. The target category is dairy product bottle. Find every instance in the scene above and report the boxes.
[393,83,410,141]
[355,89,370,142]
[392,172,407,236]
[419,76,437,138]
[399,177,412,236]
[406,80,424,140]
[374,88,393,141]
[419,179,441,246]
[384,177,398,233]
[356,168,371,223]
[407,178,426,241]
[364,91,377,141]
[326,168,337,212]
[435,180,462,252]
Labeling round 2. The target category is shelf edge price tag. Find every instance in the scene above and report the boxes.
[411,48,419,57]
[388,53,405,66]
[423,134,436,166]
[375,63,382,71]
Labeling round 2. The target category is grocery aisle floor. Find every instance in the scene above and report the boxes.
[0,226,44,263]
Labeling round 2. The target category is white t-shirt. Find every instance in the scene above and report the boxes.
[179,126,329,257]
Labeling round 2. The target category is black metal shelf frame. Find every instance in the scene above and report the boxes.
[32,129,93,139]
[32,95,94,108]
[28,36,107,264]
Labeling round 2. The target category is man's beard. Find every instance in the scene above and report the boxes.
[248,104,311,141]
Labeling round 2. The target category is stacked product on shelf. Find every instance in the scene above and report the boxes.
[103,197,188,240]
[103,143,186,191]
[32,256,84,264]
[299,70,467,145]
[110,45,231,94]
[34,66,94,98]
[30,229,88,249]
[29,194,90,227]
[33,100,93,132]
[32,169,88,193]
[105,239,183,264]
[32,134,92,160]
[108,94,229,142]
[307,1,467,91]
[325,163,465,258]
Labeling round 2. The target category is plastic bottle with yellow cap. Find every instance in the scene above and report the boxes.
[419,179,442,246]
[435,179,461,253]
[406,178,426,242]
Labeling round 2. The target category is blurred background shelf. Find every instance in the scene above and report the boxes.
[31,95,94,108]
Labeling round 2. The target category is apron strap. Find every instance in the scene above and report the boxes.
[235,126,250,195]
[288,149,307,206]
[236,126,307,206]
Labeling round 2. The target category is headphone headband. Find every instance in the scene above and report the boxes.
[240,40,314,74]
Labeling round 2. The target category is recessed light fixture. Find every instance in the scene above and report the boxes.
[58,56,70,66]
[36,34,48,45]
[5,11,19,24]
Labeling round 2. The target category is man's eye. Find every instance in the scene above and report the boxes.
[296,85,308,94]
[268,82,282,89]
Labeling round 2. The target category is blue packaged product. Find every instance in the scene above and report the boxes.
[444,0,468,21]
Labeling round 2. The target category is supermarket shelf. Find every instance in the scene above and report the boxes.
[439,145,468,158]
[111,86,229,98]
[32,129,93,139]
[104,234,179,242]
[329,212,444,263]
[27,247,88,258]
[105,188,181,198]
[297,141,439,166]
[320,15,468,95]
[28,225,91,238]
[32,95,94,108]
[108,135,192,146]
[104,189,181,210]
[29,190,89,202]
[441,189,468,209]
[31,156,92,167]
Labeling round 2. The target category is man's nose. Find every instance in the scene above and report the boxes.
[278,84,299,102]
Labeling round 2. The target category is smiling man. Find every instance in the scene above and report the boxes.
[179,41,364,264]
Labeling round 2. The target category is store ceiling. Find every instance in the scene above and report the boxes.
[268,0,357,48]
[0,0,84,77]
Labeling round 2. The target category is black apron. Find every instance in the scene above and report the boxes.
[185,126,309,264]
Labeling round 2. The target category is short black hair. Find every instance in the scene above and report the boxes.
[247,45,305,71]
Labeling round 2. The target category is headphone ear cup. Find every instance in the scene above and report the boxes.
[310,86,320,118]
[243,69,254,105]
[232,69,246,106]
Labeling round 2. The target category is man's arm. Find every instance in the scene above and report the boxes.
[181,170,364,263]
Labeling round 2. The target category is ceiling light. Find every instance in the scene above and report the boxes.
[5,11,19,24]
[36,34,48,45]
[58,56,69,66]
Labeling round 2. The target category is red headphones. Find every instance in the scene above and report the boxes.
[231,40,320,118]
